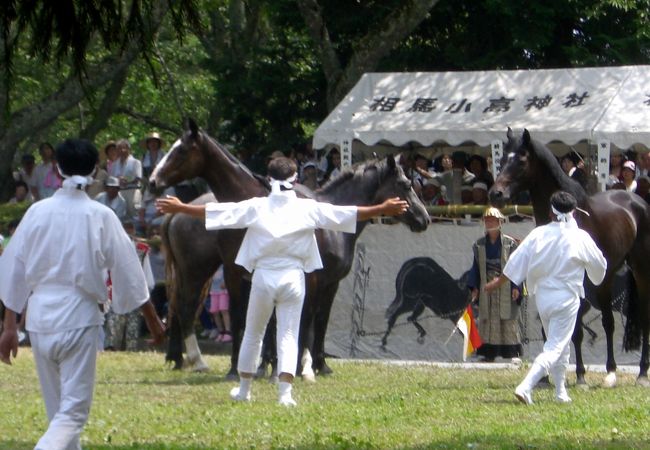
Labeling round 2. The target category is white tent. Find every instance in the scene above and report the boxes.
[313,66,650,187]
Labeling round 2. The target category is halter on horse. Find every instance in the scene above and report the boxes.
[150,118,429,377]
[490,128,650,387]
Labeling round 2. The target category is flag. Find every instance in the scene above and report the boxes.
[456,306,482,361]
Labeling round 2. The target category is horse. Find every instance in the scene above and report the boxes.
[382,257,471,347]
[150,118,429,378]
[489,128,650,387]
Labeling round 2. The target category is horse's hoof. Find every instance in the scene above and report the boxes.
[269,375,279,385]
[416,336,425,345]
[255,366,268,379]
[316,364,334,376]
[191,360,210,373]
[224,372,238,382]
[302,372,316,383]
[603,372,617,388]
[635,376,650,387]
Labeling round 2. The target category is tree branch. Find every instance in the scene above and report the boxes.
[153,43,185,118]
[296,0,342,88]
[114,107,179,134]
[79,63,130,141]
[330,0,440,109]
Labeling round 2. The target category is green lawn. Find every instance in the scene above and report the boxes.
[1,349,648,449]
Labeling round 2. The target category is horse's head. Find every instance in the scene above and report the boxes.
[373,155,429,232]
[489,128,535,208]
[149,118,206,191]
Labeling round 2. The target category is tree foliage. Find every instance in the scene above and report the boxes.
[1,0,200,92]
[0,0,648,202]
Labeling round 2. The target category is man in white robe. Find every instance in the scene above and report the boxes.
[485,191,606,405]
[0,139,165,450]
[156,156,408,407]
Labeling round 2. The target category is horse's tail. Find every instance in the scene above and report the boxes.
[623,268,642,351]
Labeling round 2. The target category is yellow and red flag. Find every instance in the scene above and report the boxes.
[456,306,482,361]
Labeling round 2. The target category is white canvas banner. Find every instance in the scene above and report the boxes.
[325,222,640,366]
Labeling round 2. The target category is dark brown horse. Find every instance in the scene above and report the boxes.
[150,119,429,377]
[490,128,650,387]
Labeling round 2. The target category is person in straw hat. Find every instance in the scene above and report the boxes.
[141,132,166,179]
[467,206,522,362]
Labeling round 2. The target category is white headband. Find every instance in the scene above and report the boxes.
[57,163,94,189]
[551,205,573,222]
[270,173,297,193]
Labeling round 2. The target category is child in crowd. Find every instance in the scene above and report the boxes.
[209,266,232,343]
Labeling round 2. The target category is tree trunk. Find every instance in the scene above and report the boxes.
[0,4,169,200]
[297,0,440,111]
[0,47,141,200]
[79,64,130,142]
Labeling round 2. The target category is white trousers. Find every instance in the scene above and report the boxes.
[521,289,579,390]
[238,268,305,376]
[30,326,99,450]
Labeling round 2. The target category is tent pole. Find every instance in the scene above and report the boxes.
[340,135,353,168]
[596,140,610,192]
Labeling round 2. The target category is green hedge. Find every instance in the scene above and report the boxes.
[0,202,30,233]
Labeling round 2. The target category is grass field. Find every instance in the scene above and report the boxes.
[1,349,648,449]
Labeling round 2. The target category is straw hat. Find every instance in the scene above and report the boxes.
[140,132,164,149]
[102,140,117,156]
[482,206,506,220]
[105,176,120,188]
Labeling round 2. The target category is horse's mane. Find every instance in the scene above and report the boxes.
[319,158,386,197]
[203,133,271,190]
[529,138,588,205]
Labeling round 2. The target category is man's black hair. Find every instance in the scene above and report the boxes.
[267,156,297,181]
[550,191,577,214]
[55,139,98,176]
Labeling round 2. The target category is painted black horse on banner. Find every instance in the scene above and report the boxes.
[382,257,471,347]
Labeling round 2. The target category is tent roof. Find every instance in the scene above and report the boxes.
[313,66,650,150]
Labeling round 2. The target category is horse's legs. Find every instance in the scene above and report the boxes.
[226,275,250,381]
[166,313,184,370]
[256,313,277,382]
[382,313,399,348]
[628,252,650,386]
[182,285,210,372]
[598,277,617,387]
[407,302,427,343]
[573,299,589,385]
[311,282,340,376]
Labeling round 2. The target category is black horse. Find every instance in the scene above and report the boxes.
[382,257,471,347]
[150,119,429,378]
[490,128,650,387]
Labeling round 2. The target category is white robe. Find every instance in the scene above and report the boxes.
[205,187,358,273]
[0,182,149,450]
[0,184,149,330]
[503,218,607,298]
[205,186,358,376]
[503,217,607,394]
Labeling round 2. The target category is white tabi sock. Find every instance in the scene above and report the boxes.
[278,381,296,407]
[230,377,252,401]
[551,367,571,403]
